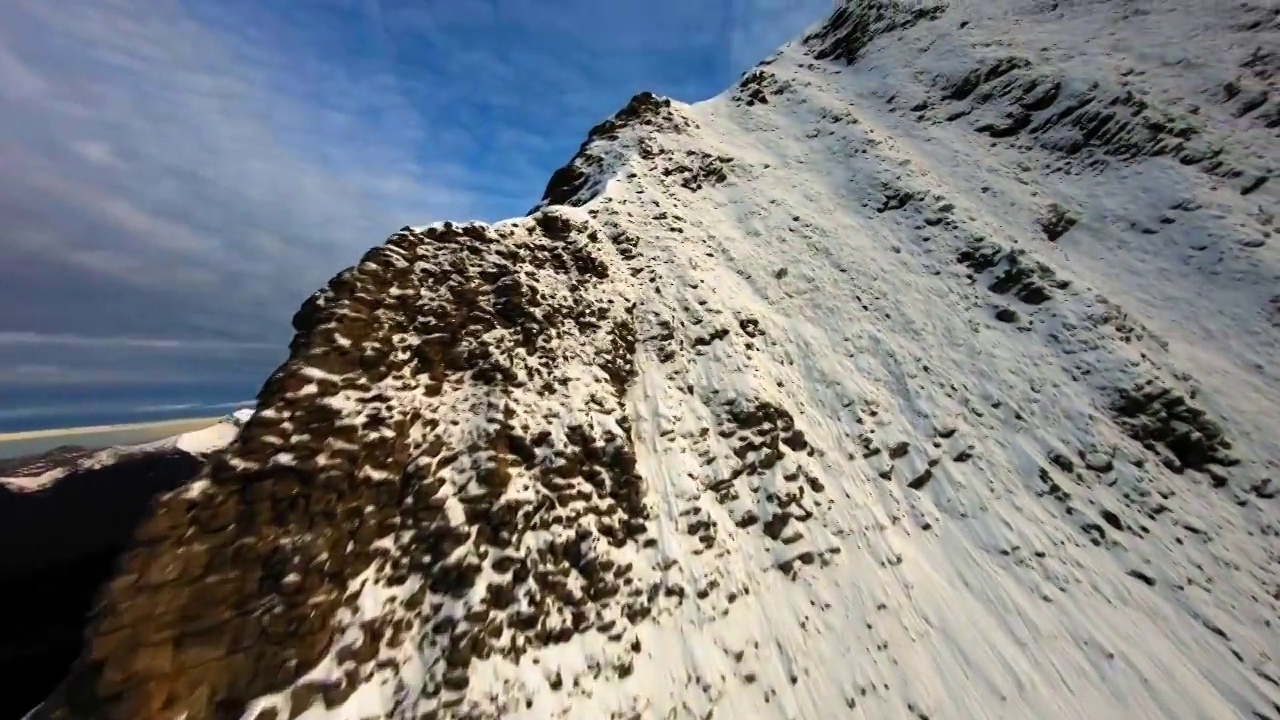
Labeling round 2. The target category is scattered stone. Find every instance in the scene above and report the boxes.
[995,306,1020,323]
[1126,569,1157,586]
[1100,509,1124,531]
[1049,451,1075,473]
[907,468,934,490]
[1039,203,1079,242]
[1084,451,1114,473]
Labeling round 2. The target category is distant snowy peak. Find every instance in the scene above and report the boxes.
[0,415,244,582]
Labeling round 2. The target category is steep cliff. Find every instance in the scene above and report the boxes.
[36,1,1280,719]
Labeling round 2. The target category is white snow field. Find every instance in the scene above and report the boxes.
[58,1,1280,719]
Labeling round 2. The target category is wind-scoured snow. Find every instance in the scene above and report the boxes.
[36,1,1279,719]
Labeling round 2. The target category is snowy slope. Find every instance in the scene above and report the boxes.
[38,2,1279,720]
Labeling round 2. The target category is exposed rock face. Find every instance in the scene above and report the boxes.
[804,0,947,65]
[536,92,692,210]
[37,211,650,720]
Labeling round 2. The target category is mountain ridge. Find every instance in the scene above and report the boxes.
[35,0,1280,718]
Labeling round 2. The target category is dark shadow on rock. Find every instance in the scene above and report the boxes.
[0,450,204,719]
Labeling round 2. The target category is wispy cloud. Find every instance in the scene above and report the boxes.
[0,332,280,351]
[0,0,831,425]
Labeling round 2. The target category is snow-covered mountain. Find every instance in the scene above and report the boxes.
[36,1,1279,719]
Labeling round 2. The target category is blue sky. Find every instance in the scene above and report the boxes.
[0,0,830,431]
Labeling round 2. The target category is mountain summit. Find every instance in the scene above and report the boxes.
[35,0,1280,718]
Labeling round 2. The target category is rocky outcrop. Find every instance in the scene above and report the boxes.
[956,236,1072,306]
[803,0,947,65]
[1111,379,1240,476]
[803,1,1275,197]
[889,48,1271,195]
[35,210,650,720]
[536,92,691,210]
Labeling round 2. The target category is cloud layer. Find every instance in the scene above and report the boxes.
[0,0,828,429]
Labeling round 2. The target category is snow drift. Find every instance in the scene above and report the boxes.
[35,1,1280,719]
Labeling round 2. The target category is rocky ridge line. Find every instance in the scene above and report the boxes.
[536,92,694,210]
[36,209,651,720]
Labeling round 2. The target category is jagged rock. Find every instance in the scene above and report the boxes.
[805,0,947,65]
[537,92,691,210]
[661,150,734,191]
[35,213,649,720]
[734,69,786,106]
[1039,203,1079,242]
[1111,380,1239,473]
[956,237,1067,305]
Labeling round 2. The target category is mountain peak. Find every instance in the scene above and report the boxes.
[804,0,948,65]
[33,1,1279,718]
[536,91,690,211]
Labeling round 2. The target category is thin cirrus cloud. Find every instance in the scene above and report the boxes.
[0,332,279,351]
[0,0,829,428]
